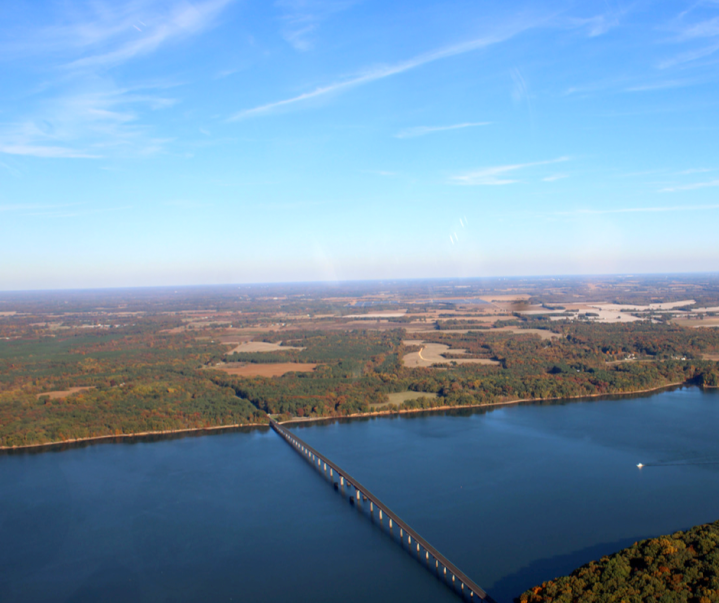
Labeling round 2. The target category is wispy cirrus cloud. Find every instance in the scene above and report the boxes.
[2,0,233,70]
[659,180,719,192]
[0,202,83,214]
[395,122,490,139]
[0,201,134,218]
[229,19,541,120]
[0,1,231,160]
[555,204,719,216]
[674,15,719,41]
[451,157,570,186]
[543,174,568,182]
[0,144,101,159]
[23,205,133,218]
[676,168,713,175]
[0,83,179,159]
[658,12,719,69]
[276,0,358,51]
[658,42,719,69]
[67,0,233,71]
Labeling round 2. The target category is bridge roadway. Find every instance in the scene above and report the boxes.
[270,419,496,602]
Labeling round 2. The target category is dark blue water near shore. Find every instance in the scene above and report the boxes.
[2,386,718,603]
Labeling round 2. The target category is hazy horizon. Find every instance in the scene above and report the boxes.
[2,270,719,295]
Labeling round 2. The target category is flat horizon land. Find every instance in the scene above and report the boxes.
[2,272,719,450]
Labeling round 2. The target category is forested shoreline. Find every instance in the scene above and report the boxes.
[516,520,719,603]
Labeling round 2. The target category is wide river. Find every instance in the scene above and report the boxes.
[2,386,719,603]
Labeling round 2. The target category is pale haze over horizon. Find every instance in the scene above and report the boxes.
[1,0,718,291]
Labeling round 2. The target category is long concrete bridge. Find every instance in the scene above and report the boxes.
[270,419,496,602]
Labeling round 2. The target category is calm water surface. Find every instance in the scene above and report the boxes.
[1,386,718,603]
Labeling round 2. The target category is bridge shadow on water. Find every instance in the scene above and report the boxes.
[487,536,648,603]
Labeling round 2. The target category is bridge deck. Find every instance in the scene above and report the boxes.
[271,418,495,602]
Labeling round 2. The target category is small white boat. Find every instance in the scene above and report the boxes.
[637,463,644,469]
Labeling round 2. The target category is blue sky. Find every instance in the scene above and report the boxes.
[1,0,718,290]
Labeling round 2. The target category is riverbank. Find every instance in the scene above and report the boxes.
[279,380,692,426]
[0,421,269,452]
[0,379,704,451]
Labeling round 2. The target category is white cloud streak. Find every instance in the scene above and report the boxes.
[229,23,534,120]
[1,0,234,70]
[451,157,570,186]
[555,204,719,216]
[0,144,101,159]
[0,202,83,213]
[65,0,233,71]
[658,42,719,69]
[276,0,357,51]
[0,84,179,159]
[395,122,490,139]
[660,180,719,192]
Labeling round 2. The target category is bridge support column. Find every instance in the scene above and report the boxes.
[356,490,360,502]
[330,468,333,477]
[340,476,344,486]
[378,510,382,521]
[370,502,373,512]
[388,518,392,529]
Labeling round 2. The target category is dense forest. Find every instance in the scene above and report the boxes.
[0,319,265,447]
[517,520,719,603]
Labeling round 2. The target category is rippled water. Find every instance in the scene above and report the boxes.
[2,386,718,603]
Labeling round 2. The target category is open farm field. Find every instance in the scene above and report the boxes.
[673,317,719,328]
[493,327,560,340]
[228,341,305,354]
[216,363,317,377]
[372,391,439,407]
[36,386,95,399]
[402,342,500,368]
